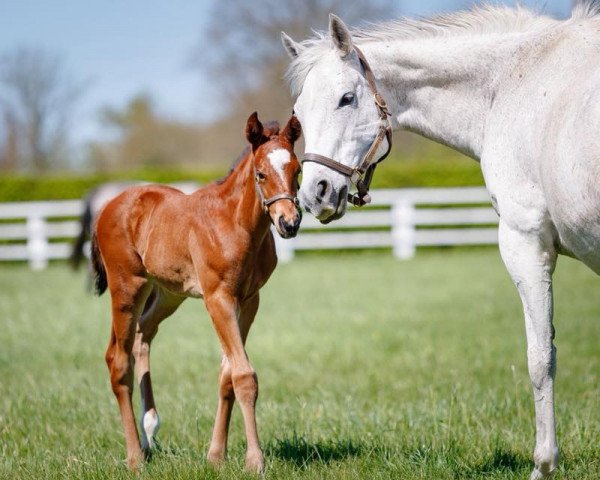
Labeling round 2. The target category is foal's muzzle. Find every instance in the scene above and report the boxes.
[277,210,302,239]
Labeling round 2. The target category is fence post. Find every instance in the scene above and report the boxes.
[272,227,295,263]
[27,214,49,270]
[391,198,416,260]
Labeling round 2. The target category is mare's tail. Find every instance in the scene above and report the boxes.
[70,195,93,270]
[90,232,108,296]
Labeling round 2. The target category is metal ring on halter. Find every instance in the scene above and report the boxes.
[301,45,392,207]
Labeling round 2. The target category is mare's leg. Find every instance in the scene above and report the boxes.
[207,293,259,465]
[132,288,183,456]
[498,220,559,479]
[105,273,151,470]
[204,290,264,473]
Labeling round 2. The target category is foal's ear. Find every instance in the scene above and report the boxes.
[329,14,353,58]
[281,32,304,59]
[246,112,266,151]
[282,115,302,145]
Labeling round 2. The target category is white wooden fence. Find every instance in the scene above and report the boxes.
[0,187,499,269]
[0,200,82,270]
[272,187,499,261]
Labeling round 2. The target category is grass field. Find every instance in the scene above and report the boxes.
[0,249,598,479]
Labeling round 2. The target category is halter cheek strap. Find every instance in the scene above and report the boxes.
[301,45,392,207]
[254,170,299,214]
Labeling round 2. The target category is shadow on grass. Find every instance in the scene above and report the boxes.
[472,446,531,476]
[266,434,363,468]
[393,440,531,477]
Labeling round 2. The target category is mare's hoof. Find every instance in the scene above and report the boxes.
[530,467,556,480]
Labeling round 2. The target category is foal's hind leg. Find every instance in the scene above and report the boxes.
[207,293,259,465]
[132,288,183,456]
[105,274,151,470]
[205,290,264,473]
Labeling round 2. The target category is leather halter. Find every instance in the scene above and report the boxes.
[301,45,392,207]
[254,168,299,214]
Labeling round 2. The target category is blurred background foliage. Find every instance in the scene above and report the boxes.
[0,0,485,201]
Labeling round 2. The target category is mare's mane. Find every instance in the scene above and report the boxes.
[285,1,600,98]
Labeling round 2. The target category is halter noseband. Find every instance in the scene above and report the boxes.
[301,45,392,207]
[254,168,299,215]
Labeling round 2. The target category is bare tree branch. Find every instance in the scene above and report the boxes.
[0,47,86,171]
[191,0,399,117]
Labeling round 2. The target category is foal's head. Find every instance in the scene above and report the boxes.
[246,112,302,239]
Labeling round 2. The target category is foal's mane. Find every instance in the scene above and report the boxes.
[217,121,281,184]
[286,1,600,98]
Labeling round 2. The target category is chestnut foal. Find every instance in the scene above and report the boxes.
[91,113,302,473]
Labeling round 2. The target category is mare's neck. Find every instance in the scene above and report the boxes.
[360,31,534,160]
[218,151,271,239]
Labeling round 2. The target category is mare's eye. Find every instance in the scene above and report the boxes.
[338,92,355,107]
[256,171,266,182]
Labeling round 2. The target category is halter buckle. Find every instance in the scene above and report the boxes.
[374,93,391,117]
[374,92,386,108]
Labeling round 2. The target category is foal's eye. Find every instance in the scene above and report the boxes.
[338,92,355,107]
[256,171,266,182]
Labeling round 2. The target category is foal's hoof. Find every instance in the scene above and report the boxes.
[206,450,226,467]
[244,452,265,475]
[127,452,144,472]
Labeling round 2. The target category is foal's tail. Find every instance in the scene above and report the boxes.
[90,232,108,296]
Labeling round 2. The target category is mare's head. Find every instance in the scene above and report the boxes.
[246,112,302,239]
[282,15,391,223]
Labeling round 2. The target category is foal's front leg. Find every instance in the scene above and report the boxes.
[205,290,264,473]
[498,221,559,479]
[207,294,260,465]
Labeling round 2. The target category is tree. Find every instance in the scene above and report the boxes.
[188,0,399,163]
[90,94,208,170]
[0,109,18,171]
[0,47,85,171]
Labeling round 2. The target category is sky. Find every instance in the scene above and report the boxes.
[0,0,573,148]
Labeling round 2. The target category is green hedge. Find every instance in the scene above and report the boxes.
[0,168,224,202]
[0,153,484,202]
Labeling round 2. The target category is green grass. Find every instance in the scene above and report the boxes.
[0,249,598,479]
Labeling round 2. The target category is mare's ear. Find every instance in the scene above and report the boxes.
[281,32,304,59]
[282,115,302,146]
[329,14,353,58]
[245,112,266,151]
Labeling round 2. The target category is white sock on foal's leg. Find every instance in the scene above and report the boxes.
[141,407,160,451]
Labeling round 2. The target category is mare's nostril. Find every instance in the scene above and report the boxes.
[278,216,287,233]
[316,180,329,203]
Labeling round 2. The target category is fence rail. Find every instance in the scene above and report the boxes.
[0,187,498,269]
[272,187,498,261]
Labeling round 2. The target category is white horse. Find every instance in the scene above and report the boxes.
[282,3,600,479]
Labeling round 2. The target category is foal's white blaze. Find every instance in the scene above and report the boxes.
[268,149,291,181]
